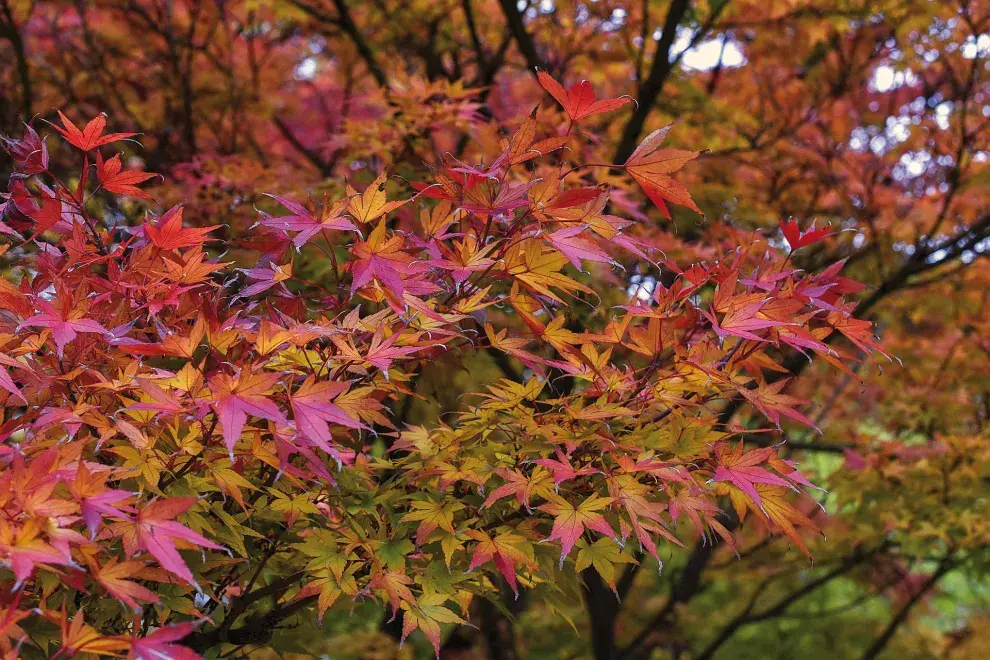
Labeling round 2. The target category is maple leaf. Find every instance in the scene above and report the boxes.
[0,518,72,587]
[700,273,790,343]
[465,529,535,598]
[54,610,131,657]
[750,484,817,556]
[290,376,368,460]
[113,497,223,588]
[144,206,220,250]
[24,187,63,237]
[67,463,135,538]
[371,570,416,616]
[130,621,202,660]
[401,498,463,545]
[52,110,134,151]
[349,220,423,303]
[331,326,426,374]
[539,493,616,568]
[711,442,795,512]
[93,558,159,612]
[827,312,892,359]
[238,261,293,298]
[608,474,683,559]
[262,193,357,248]
[575,537,636,594]
[210,371,286,457]
[485,322,572,377]
[482,467,553,511]
[623,317,664,357]
[117,315,206,358]
[162,246,227,284]
[533,447,599,489]
[504,239,593,303]
[0,361,27,405]
[668,489,725,537]
[346,170,409,224]
[19,300,108,358]
[461,178,537,216]
[780,218,836,251]
[739,379,818,430]
[537,70,632,122]
[0,597,29,651]
[499,107,571,165]
[126,380,186,416]
[400,593,469,657]
[433,235,497,283]
[545,225,613,270]
[624,124,701,218]
[95,152,157,199]
[1,122,49,174]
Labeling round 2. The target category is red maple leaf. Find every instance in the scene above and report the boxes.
[0,357,27,405]
[113,498,223,589]
[92,558,159,612]
[26,188,63,237]
[130,621,202,660]
[237,261,293,298]
[262,194,357,248]
[537,70,632,122]
[67,464,135,539]
[52,110,135,152]
[780,218,836,251]
[331,326,426,373]
[539,493,615,567]
[624,124,701,218]
[290,377,367,461]
[19,300,107,358]
[465,530,535,598]
[739,379,818,431]
[700,273,790,342]
[827,312,893,359]
[144,206,220,250]
[482,468,544,510]
[209,371,287,458]
[545,226,613,270]
[1,122,49,174]
[533,448,599,488]
[95,152,157,200]
[711,442,795,512]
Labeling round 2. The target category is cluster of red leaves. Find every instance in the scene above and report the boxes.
[0,75,883,657]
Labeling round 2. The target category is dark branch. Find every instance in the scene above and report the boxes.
[612,0,692,164]
[291,0,390,90]
[860,557,956,660]
[696,545,885,660]
[0,0,33,119]
[619,510,740,660]
[272,115,333,176]
[497,0,546,74]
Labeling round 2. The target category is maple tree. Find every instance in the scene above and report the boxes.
[1,0,988,659]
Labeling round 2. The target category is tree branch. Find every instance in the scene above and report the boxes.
[291,0,390,90]
[497,0,546,74]
[696,545,884,660]
[1,0,33,119]
[183,594,318,652]
[619,510,739,660]
[272,115,332,176]
[860,557,956,660]
[612,0,692,164]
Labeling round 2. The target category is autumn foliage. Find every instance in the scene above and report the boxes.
[0,69,887,656]
[0,0,988,659]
